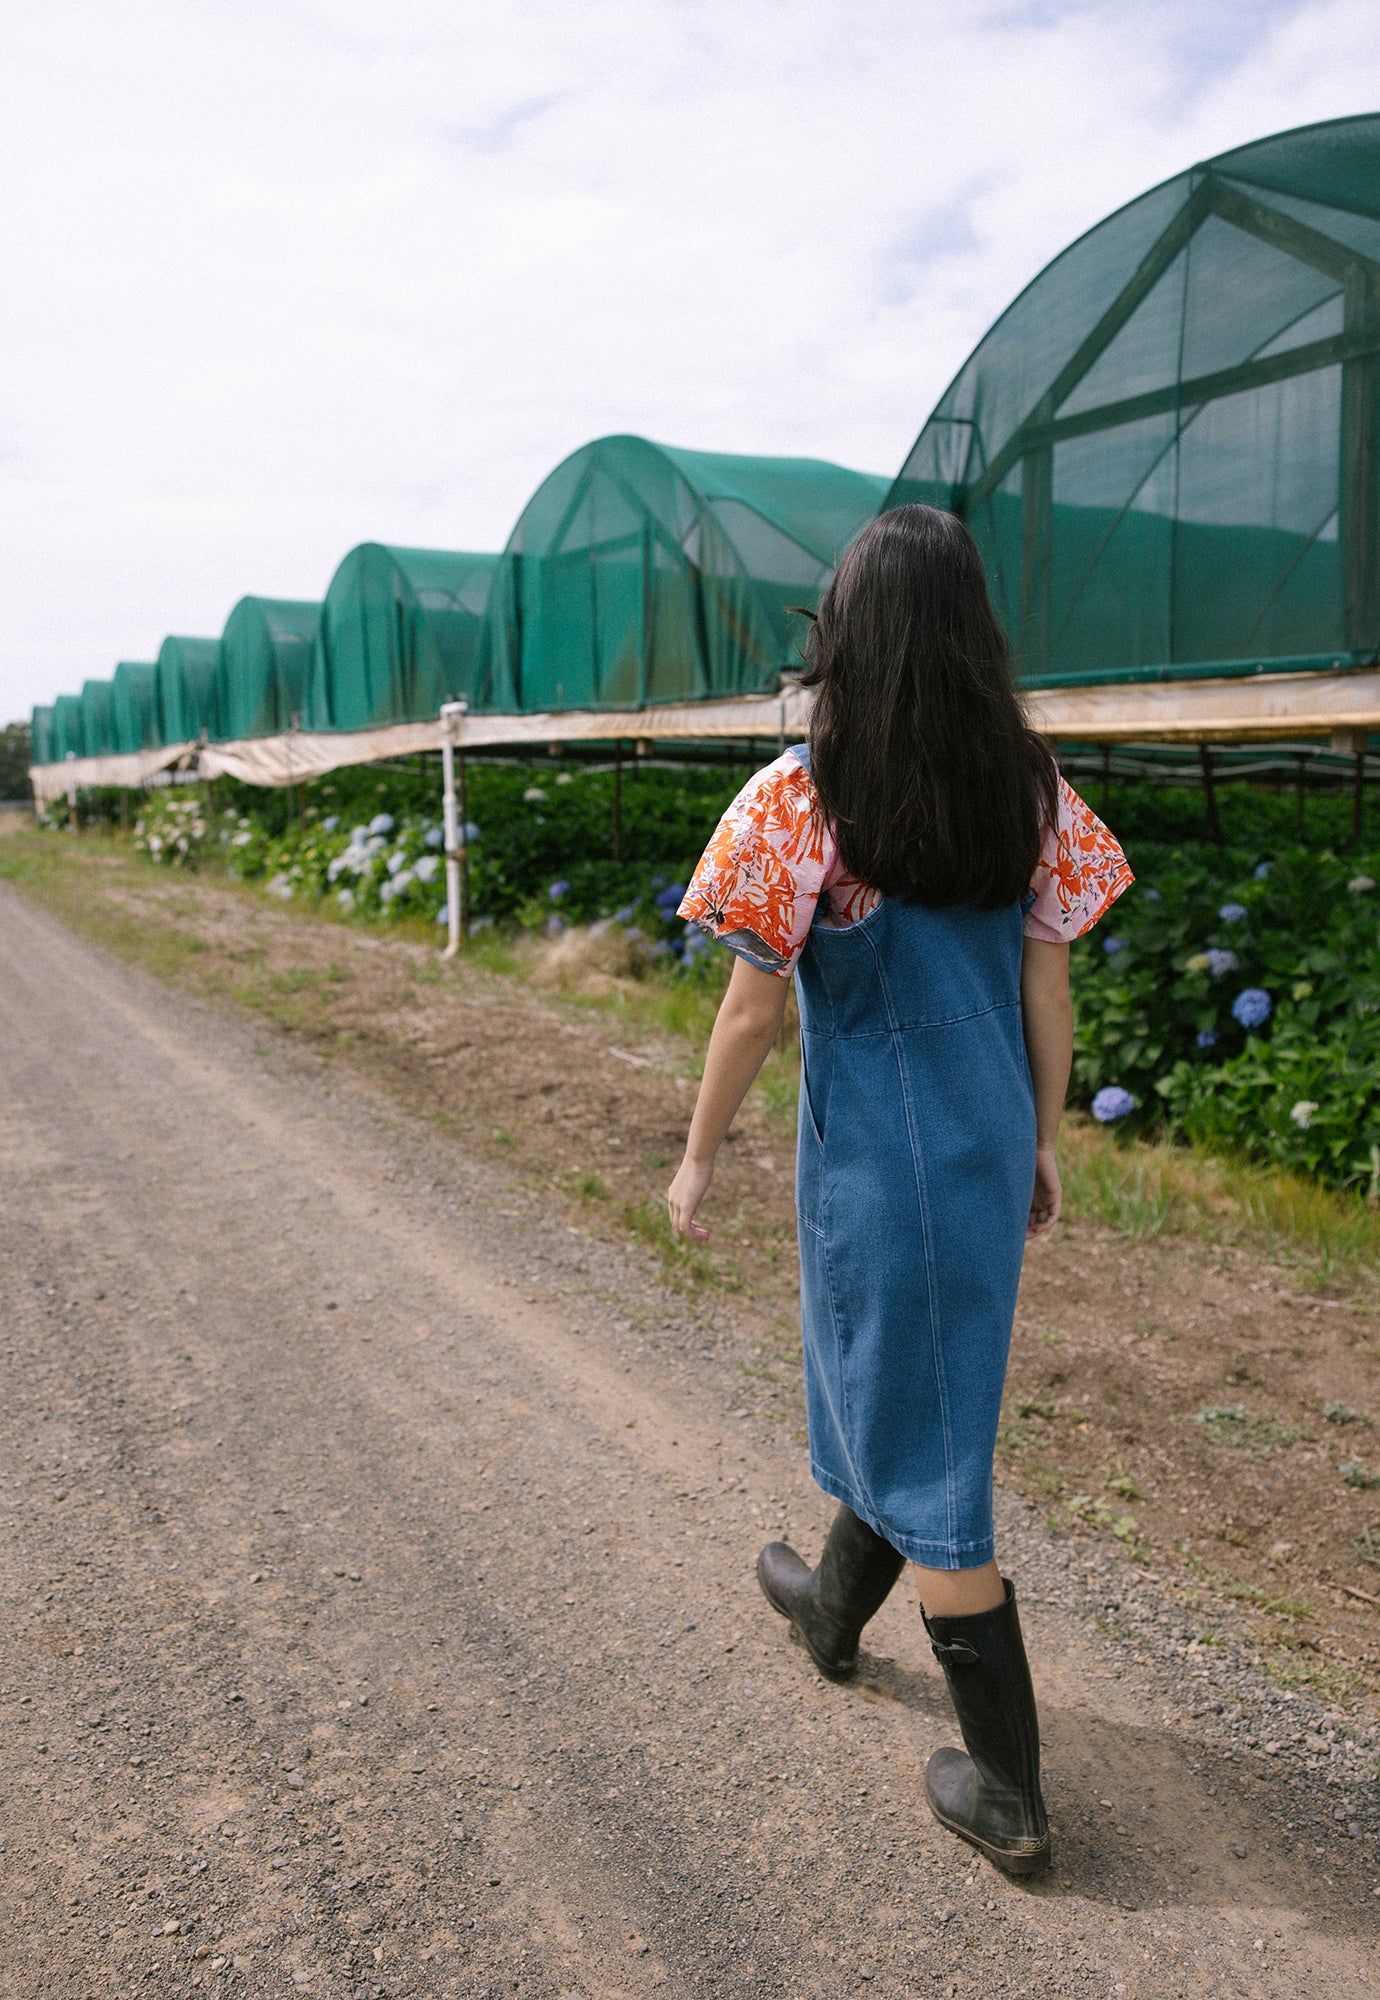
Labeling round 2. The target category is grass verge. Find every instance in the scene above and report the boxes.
[1058,1117,1380,1292]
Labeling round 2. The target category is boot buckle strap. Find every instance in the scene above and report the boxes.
[929,1637,981,1667]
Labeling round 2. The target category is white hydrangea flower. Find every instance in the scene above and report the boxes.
[1289,1100,1319,1128]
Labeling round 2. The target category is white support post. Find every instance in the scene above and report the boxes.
[439,699,468,959]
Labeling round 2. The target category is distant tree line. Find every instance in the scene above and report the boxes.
[0,722,32,800]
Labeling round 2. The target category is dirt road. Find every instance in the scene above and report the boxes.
[1,882,1376,2000]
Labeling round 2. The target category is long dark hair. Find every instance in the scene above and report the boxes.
[802,504,1058,908]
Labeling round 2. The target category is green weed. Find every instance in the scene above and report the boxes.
[1339,1459,1380,1488]
[1220,1580,1313,1620]
[1193,1403,1299,1456]
[1353,1525,1380,1568]
[568,1172,611,1202]
[997,1421,1042,1455]
[1067,1493,1148,1559]
[1014,1395,1058,1420]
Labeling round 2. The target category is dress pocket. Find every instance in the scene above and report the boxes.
[795,1037,828,1236]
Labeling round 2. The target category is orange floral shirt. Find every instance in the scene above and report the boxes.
[678,750,1132,975]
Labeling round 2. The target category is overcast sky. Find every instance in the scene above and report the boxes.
[4,0,1379,724]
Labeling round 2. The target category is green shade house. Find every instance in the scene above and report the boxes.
[78,679,116,760]
[50,694,84,762]
[30,706,56,768]
[304,546,498,732]
[217,598,320,741]
[155,636,222,744]
[887,112,1380,687]
[475,436,890,713]
[111,662,162,754]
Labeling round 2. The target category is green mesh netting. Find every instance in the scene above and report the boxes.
[888,112,1380,686]
[155,637,222,744]
[30,706,56,767]
[218,599,320,741]
[304,546,498,731]
[78,679,115,760]
[475,436,889,712]
[111,662,161,753]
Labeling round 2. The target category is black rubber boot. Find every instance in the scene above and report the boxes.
[921,1580,1051,1877]
[756,1506,905,1678]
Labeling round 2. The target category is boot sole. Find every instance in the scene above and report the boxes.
[755,1555,858,1681]
[924,1796,1051,1878]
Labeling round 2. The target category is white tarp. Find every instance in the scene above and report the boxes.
[27,666,1379,799]
[1026,666,1380,744]
[197,722,444,787]
[27,742,196,804]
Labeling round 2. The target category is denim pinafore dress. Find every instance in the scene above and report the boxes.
[793,784,1036,1570]
[681,743,1130,1569]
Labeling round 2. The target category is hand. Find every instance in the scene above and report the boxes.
[1027,1146,1062,1236]
[668,1153,716,1241]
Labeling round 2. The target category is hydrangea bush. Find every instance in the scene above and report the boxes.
[132,772,729,975]
[1071,845,1380,1191]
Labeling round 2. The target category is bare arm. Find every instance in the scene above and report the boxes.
[667,955,790,1241]
[1021,938,1072,1235]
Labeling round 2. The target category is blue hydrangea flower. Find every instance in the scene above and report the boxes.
[1102,936,1128,955]
[1091,1086,1135,1123]
[548,878,570,901]
[1232,987,1272,1029]
[367,812,395,836]
[545,913,565,938]
[1196,1028,1218,1048]
[1253,861,1271,879]
[654,883,688,915]
[424,826,444,848]
[1218,903,1247,923]
[320,815,339,833]
[434,904,449,925]
[1204,948,1239,977]
[1141,887,1162,902]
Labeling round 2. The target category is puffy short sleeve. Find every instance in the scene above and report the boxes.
[1025,776,1134,942]
[677,750,830,976]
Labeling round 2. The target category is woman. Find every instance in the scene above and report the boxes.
[668,505,1131,1876]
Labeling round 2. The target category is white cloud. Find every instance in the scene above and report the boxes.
[2,0,1378,719]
